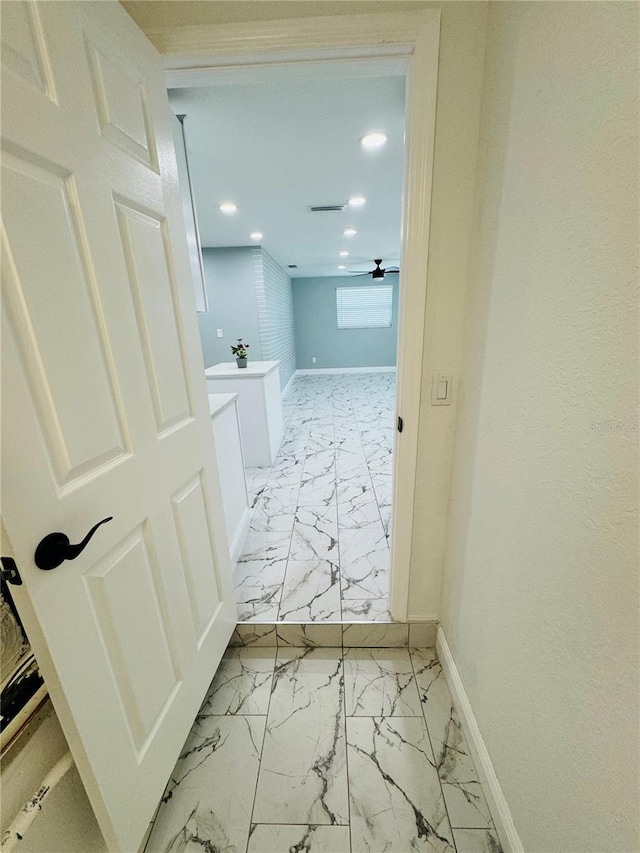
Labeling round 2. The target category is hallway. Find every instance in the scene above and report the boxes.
[145,642,502,852]
[236,373,395,622]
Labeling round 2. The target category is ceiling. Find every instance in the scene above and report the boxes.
[168,68,405,279]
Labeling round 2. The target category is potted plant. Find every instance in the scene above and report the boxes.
[231,338,250,368]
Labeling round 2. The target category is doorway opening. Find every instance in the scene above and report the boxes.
[168,64,405,624]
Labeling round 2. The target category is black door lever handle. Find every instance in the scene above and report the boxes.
[34,517,113,571]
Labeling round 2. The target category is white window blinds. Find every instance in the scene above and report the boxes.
[336,284,393,329]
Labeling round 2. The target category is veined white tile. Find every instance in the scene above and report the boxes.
[276,623,343,647]
[298,471,337,507]
[247,824,350,853]
[240,527,292,562]
[337,486,381,528]
[452,827,503,852]
[290,505,338,562]
[379,503,392,540]
[236,596,280,623]
[146,715,265,853]
[453,829,502,853]
[307,432,335,451]
[344,648,422,716]
[411,649,494,829]
[303,450,336,477]
[342,622,408,648]
[339,523,390,599]
[234,557,288,589]
[279,560,341,622]
[249,503,295,533]
[258,484,300,515]
[347,716,455,853]
[370,472,393,506]
[335,470,374,506]
[336,442,367,463]
[228,624,277,647]
[267,457,305,484]
[252,649,349,825]
[200,648,276,715]
[341,597,391,622]
[245,466,270,489]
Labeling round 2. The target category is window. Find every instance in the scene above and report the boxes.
[336,284,393,329]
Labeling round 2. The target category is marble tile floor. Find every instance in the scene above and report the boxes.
[238,373,396,623]
[145,645,503,853]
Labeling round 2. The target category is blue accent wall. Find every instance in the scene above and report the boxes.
[292,276,399,369]
[198,247,263,368]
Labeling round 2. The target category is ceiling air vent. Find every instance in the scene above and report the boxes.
[307,204,347,213]
[288,264,298,269]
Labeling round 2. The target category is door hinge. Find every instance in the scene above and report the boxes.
[1,556,23,586]
[397,416,403,433]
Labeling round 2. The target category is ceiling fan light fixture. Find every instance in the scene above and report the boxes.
[361,131,387,149]
[348,195,366,208]
[219,201,237,214]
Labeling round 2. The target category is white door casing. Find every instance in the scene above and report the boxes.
[1,3,236,851]
[153,10,442,622]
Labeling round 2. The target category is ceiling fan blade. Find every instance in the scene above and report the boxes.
[346,270,371,276]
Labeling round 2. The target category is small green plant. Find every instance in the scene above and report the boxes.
[231,338,249,359]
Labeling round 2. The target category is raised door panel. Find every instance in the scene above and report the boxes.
[114,200,193,436]
[0,1,55,100]
[84,527,182,757]
[171,474,222,646]
[1,151,130,490]
[83,28,157,171]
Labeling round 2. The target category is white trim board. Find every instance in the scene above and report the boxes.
[157,9,442,626]
[295,367,397,376]
[436,627,524,853]
[229,507,251,567]
[281,371,297,399]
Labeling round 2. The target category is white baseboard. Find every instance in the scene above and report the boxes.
[436,627,524,853]
[407,612,439,622]
[229,507,251,566]
[295,366,397,375]
[281,371,297,399]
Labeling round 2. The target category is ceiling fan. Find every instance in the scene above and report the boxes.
[348,259,400,279]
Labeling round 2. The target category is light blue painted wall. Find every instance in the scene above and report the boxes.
[198,247,263,368]
[292,276,399,369]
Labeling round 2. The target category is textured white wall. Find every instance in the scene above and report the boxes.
[440,3,639,851]
[252,248,296,390]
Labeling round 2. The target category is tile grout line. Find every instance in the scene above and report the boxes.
[408,648,459,853]
[340,645,354,853]
[244,647,278,853]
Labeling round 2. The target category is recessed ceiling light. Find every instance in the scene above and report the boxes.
[348,195,366,208]
[337,265,347,270]
[249,231,263,240]
[344,228,357,237]
[361,131,387,149]
[339,250,349,257]
[219,202,237,214]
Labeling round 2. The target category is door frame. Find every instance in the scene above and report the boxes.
[149,10,441,622]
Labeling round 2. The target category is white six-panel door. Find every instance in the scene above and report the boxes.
[0,2,237,850]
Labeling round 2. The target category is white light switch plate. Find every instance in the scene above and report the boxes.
[216,329,223,338]
[431,374,452,405]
